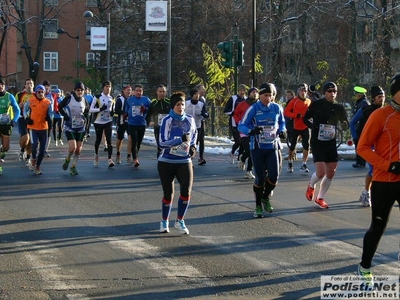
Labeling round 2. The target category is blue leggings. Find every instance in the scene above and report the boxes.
[30,129,48,167]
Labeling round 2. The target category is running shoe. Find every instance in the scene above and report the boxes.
[0,166,2,175]
[55,140,58,147]
[116,154,121,164]
[18,151,24,161]
[108,159,115,168]
[287,162,294,173]
[359,190,371,207]
[261,198,273,213]
[126,156,132,164]
[70,166,78,176]
[133,159,140,168]
[357,265,373,287]
[34,167,42,175]
[29,159,36,171]
[94,154,99,166]
[245,171,255,179]
[104,146,108,152]
[159,220,169,233]
[0,151,5,162]
[58,139,64,146]
[315,198,329,209]
[229,152,235,164]
[198,158,206,166]
[44,151,50,157]
[253,206,263,218]
[62,158,70,170]
[174,219,189,234]
[305,182,315,201]
[300,164,309,173]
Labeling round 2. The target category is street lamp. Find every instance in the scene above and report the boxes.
[57,28,80,79]
[84,10,111,81]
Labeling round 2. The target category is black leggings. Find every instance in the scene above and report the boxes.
[196,125,205,159]
[361,181,400,268]
[128,125,146,160]
[94,122,113,159]
[157,161,193,200]
[52,118,63,140]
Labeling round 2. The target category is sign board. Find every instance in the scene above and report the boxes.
[146,1,167,31]
[90,27,107,51]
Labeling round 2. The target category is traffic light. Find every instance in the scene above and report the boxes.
[237,40,244,66]
[217,41,234,68]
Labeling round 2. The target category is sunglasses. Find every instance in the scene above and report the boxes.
[326,89,337,93]
[75,89,83,92]
[36,91,44,94]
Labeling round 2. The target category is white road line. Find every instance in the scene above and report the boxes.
[106,237,214,285]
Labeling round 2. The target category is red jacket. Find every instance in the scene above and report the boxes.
[284,97,311,130]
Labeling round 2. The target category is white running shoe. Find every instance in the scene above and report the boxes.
[94,154,99,166]
[229,153,235,164]
[244,170,255,179]
[174,219,189,234]
[55,140,58,147]
[159,220,169,233]
[59,139,64,146]
[359,190,371,207]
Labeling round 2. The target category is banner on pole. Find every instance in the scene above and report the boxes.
[90,27,107,51]
[146,1,167,31]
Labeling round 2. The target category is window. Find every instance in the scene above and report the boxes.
[86,0,98,7]
[364,53,373,74]
[43,52,58,71]
[86,52,100,66]
[43,19,58,39]
[45,0,59,6]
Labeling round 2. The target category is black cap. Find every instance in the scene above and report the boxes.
[390,74,400,96]
[42,80,51,86]
[259,83,277,96]
[323,81,337,94]
[190,88,199,98]
[74,81,85,91]
[370,86,384,99]
[170,92,186,108]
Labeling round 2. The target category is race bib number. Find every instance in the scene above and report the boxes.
[0,113,10,125]
[157,114,167,126]
[72,116,85,128]
[170,142,189,157]
[132,106,143,117]
[259,125,277,144]
[100,111,110,121]
[318,124,335,141]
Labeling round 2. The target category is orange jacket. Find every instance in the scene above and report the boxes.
[358,105,400,182]
[25,96,51,130]
[284,97,311,130]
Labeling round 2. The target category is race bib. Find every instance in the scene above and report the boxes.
[318,124,335,141]
[0,113,10,125]
[132,106,143,117]
[170,142,189,157]
[259,125,277,144]
[72,116,85,128]
[157,114,167,126]
[100,111,110,121]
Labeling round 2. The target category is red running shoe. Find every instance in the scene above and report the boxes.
[315,198,329,209]
[305,183,315,201]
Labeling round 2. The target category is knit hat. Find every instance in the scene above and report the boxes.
[0,77,5,85]
[297,83,308,93]
[322,81,337,94]
[35,85,45,92]
[54,89,61,93]
[42,80,51,86]
[354,86,367,94]
[170,92,185,108]
[259,83,277,96]
[370,86,384,99]
[308,84,317,94]
[390,74,400,96]
[74,81,85,91]
[238,84,247,91]
[190,88,199,98]
[248,87,258,96]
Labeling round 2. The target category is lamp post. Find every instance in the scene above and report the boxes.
[84,11,111,81]
[57,28,80,79]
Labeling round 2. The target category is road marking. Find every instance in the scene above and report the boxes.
[106,237,214,285]
[17,241,94,296]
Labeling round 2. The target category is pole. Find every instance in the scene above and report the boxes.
[252,0,256,87]
[77,29,80,80]
[234,24,239,95]
[167,0,172,95]
[107,12,111,81]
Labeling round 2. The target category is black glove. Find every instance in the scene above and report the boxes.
[100,104,107,112]
[10,121,15,127]
[201,111,209,118]
[189,145,196,158]
[296,114,302,118]
[26,117,33,125]
[388,161,400,175]
[182,133,190,142]
[64,115,70,122]
[249,126,263,135]
[279,131,287,140]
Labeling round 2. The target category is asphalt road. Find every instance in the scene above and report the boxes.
[0,133,398,300]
